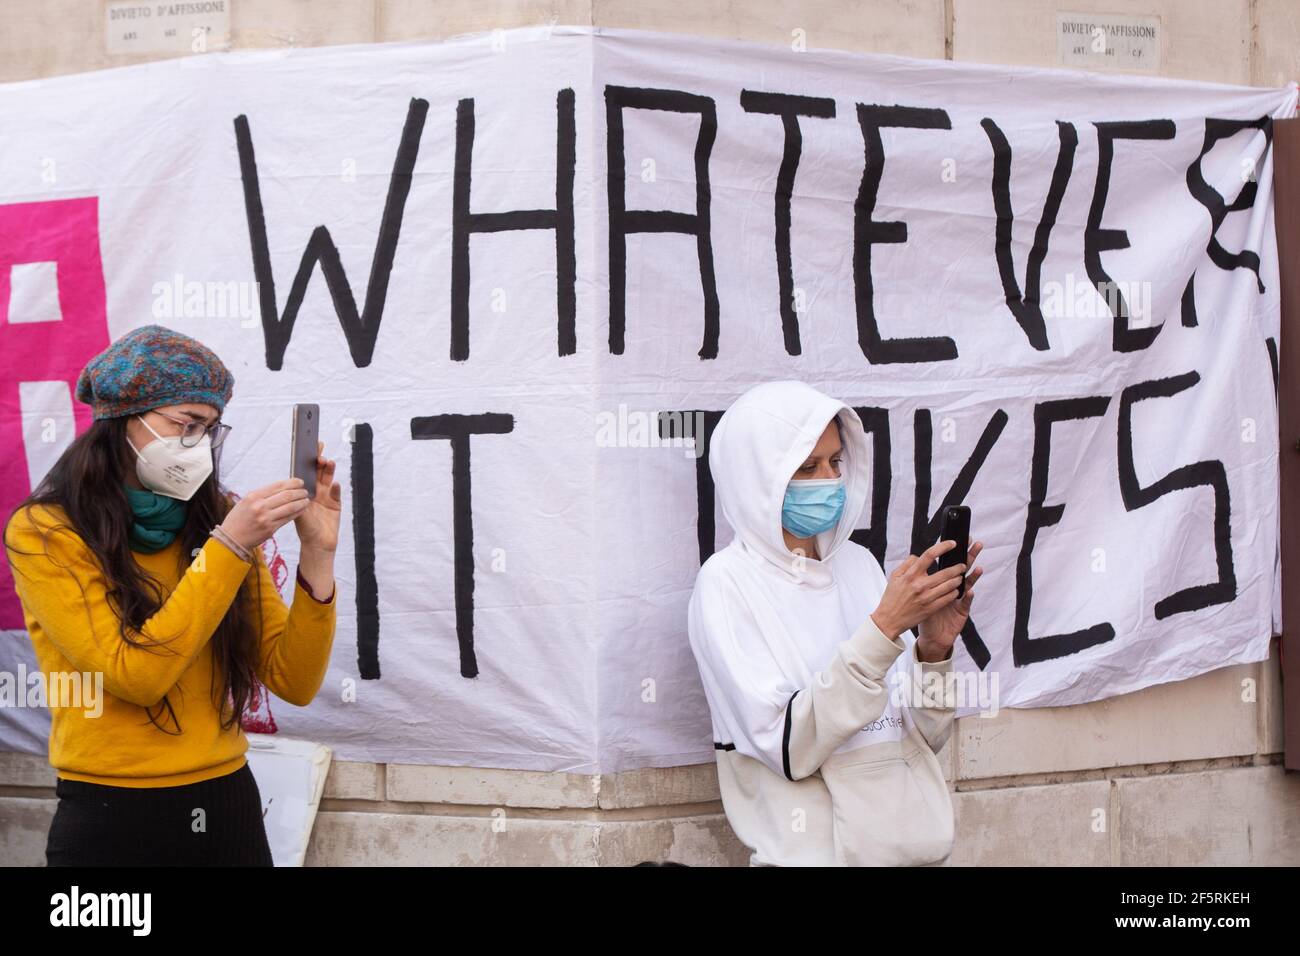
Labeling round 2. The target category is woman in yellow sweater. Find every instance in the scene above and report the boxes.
[3,324,341,866]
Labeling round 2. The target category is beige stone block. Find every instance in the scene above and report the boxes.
[386,763,598,808]
[232,0,378,48]
[949,779,1112,865]
[1258,639,1284,756]
[595,812,751,865]
[0,0,109,81]
[601,745,952,804]
[1,0,386,82]
[593,0,946,59]
[935,731,954,783]
[0,752,56,789]
[379,0,593,42]
[303,805,747,866]
[1253,0,1300,87]
[323,760,385,801]
[1115,764,1300,865]
[0,797,56,866]
[957,663,1258,780]
[304,809,601,865]
[953,0,1252,84]
[598,761,720,808]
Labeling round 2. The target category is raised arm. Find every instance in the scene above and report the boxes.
[250,549,337,707]
[906,537,984,755]
[907,640,957,754]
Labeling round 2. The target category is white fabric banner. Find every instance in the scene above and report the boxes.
[0,27,1293,772]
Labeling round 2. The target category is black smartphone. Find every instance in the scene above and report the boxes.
[290,404,320,498]
[930,505,971,598]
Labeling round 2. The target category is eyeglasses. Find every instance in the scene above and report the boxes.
[148,410,232,449]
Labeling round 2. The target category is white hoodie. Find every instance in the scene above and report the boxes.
[687,381,957,867]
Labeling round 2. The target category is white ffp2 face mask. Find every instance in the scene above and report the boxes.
[128,415,214,501]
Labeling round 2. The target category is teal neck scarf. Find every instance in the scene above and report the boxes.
[124,485,188,553]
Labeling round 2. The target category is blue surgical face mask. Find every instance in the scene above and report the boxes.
[781,476,846,538]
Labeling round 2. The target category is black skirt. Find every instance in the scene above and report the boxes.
[46,761,274,867]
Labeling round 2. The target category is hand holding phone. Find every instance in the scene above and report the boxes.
[929,505,971,599]
[290,404,320,498]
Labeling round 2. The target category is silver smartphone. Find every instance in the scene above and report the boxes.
[290,403,320,498]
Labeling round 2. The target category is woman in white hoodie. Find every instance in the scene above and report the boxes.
[687,381,984,866]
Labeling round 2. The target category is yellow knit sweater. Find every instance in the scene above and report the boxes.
[4,503,337,788]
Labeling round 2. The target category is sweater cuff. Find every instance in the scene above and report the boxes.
[913,639,954,668]
[843,614,906,677]
[296,567,336,605]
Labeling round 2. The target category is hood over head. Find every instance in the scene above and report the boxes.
[708,381,870,587]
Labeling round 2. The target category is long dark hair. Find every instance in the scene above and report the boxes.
[4,416,261,734]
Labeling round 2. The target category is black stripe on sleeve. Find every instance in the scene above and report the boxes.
[782,691,799,780]
[713,742,736,751]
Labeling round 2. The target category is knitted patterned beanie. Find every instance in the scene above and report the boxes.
[74,324,235,420]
